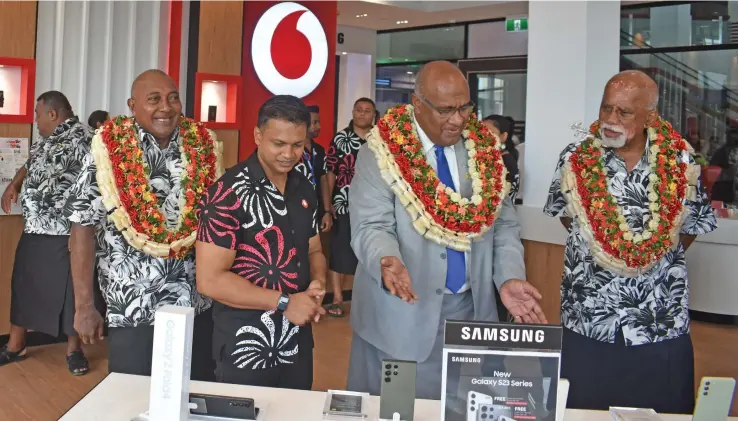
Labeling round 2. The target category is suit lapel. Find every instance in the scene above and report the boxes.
[454,139,472,199]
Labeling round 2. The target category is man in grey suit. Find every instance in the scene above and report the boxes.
[347,61,547,400]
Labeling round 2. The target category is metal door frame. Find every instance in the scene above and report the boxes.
[459,56,528,116]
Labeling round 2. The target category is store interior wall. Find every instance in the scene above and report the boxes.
[336,25,376,132]
[34,0,187,138]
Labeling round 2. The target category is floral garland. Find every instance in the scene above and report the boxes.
[91,116,224,258]
[560,118,700,276]
[366,104,510,252]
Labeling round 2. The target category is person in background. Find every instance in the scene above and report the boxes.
[544,70,717,413]
[196,95,327,389]
[482,114,520,203]
[87,110,109,130]
[64,69,218,380]
[710,127,738,203]
[323,98,377,318]
[295,105,332,232]
[0,91,92,375]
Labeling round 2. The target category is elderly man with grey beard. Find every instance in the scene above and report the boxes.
[544,70,717,413]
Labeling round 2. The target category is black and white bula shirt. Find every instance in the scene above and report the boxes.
[544,137,717,346]
[21,117,91,236]
[63,124,211,328]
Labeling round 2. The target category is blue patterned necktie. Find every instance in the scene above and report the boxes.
[434,145,466,293]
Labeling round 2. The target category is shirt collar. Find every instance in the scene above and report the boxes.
[134,122,180,149]
[246,151,301,192]
[413,112,441,156]
[48,116,80,139]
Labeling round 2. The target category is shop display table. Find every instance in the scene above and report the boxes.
[59,373,735,421]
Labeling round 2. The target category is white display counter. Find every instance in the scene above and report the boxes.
[516,205,738,323]
[59,373,736,421]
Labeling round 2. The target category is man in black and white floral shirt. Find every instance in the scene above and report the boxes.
[544,71,717,413]
[1,91,92,375]
[64,69,215,380]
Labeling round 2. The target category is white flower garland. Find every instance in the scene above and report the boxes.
[91,128,224,258]
[561,126,699,276]
[366,105,509,252]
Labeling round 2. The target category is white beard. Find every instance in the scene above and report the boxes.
[599,124,627,148]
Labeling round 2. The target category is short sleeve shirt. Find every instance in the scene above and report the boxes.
[21,117,92,235]
[325,128,365,215]
[197,151,319,369]
[544,137,717,346]
[63,124,211,327]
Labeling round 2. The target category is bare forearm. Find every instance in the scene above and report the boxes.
[10,167,27,189]
[309,250,327,289]
[70,224,97,309]
[320,175,332,210]
[681,234,697,250]
[198,270,281,310]
[323,173,336,209]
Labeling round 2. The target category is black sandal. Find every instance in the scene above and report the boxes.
[0,344,27,367]
[66,350,89,376]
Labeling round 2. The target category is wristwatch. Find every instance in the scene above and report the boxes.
[276,293,290,312]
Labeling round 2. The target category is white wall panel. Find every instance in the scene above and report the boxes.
[35,0,187,131]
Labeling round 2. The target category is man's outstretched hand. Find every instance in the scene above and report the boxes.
[380,256,418,304]
[499,279,548,324]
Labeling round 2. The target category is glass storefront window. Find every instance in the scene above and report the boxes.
[377,26,465,64]
[621,2,735,48]
[375,65,423,115]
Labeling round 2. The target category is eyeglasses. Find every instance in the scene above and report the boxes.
[416,94,475,120]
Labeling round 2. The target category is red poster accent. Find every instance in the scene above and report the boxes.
[166,1,183,87]
[240,1,337,160]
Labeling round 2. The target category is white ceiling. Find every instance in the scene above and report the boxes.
[337,1,529,31]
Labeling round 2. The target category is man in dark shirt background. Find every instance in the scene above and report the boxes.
[196,95,327,389]
[295,105,332,232]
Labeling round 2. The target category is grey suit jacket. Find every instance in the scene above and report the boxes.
[348,139,526,363]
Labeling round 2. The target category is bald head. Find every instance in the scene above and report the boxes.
[412,61,471,147]
[127,69,182,141]
[414,60,468,99]
[606,70,658,111]
[598,70,659,149]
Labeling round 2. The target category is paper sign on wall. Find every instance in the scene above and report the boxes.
[0,137,29,216]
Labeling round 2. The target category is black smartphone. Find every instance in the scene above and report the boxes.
[208,105,217,122]
[379,359,417,421]
[189,393,259,420]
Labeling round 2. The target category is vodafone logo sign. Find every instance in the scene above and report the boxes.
[251,2,329,98]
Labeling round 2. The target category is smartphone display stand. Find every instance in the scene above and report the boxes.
[132,406,268,421]
[322,390,370,420]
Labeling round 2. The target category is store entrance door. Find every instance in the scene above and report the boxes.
[458,56,528,140]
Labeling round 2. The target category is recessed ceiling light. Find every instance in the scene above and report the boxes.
[355,13,368,18]
[406,71,412,75]
[342,52,347,55]
[396,20,408,24]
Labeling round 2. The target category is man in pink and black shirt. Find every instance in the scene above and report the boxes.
[195,95,327,389]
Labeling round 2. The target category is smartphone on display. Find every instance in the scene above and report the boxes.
[692,377,735,421]
[189,393,259,420]
[379,359,417,421]
[467,391,494,421]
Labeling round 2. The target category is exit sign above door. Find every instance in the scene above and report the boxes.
[505,17,528,32]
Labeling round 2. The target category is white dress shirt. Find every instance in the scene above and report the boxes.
[414,114,471,294]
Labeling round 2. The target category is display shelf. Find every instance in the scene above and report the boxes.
[0,57,36,124]
[193,72,242,130]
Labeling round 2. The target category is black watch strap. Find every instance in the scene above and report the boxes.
[276,293,290,312]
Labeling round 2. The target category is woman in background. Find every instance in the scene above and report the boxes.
[482,115,520,203]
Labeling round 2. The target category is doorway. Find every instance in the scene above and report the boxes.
[459,56,528,141]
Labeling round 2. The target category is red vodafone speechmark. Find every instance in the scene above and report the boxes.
[251,2,328,98]
[270,11,312,80]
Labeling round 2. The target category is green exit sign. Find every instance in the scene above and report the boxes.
[506,17,528,32]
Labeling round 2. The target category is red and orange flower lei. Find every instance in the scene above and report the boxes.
[367,104,509,252]
[560,118,699,275]
[91,116,223,258]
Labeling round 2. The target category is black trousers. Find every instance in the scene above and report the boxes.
[561,327,695,414]
[107,307,215,382]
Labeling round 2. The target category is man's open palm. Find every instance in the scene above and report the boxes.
[380,256,418,304]
[499,279,548,324]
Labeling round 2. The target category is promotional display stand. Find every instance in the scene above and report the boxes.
[440,320,563,421]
